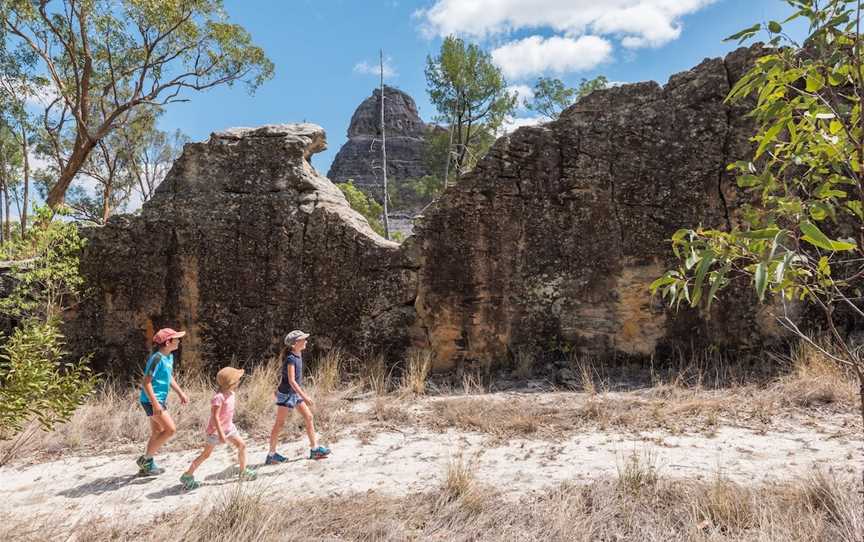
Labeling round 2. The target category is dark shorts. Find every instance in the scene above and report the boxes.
[275,391,303,408]
[140,401,167,416]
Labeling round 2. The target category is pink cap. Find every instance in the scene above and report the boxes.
[153,328,186,345]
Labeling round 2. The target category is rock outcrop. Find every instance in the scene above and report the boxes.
[327,86,435,200]
[411,46,774,369]
[72,45,799,376]
[68,124,417,374]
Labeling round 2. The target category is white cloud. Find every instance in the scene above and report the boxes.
[492,35,612,79]
[499,115,547,134]
[419,0,714,46]
[353,57,398,78]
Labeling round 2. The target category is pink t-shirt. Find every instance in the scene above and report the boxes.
[206,391,236,435]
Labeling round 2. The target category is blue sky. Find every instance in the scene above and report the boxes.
[155,0,807,175]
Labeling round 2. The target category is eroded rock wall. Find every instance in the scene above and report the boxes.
[69,125,417,374]
[410,45,780,369]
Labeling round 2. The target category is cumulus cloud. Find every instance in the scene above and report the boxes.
[353,57,398,78]
[419,0,714,47]
[492,35,612,79]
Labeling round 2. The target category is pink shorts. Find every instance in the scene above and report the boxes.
[206,427,239,446]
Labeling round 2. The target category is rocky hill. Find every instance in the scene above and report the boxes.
[327,86,437,201]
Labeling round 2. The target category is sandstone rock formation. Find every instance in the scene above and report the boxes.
[68,124,417,374]
[72,45,795,376]
[411,45,773,369]
[327,86,435,200]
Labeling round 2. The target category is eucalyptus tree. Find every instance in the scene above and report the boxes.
[425,36,516,182]
[0,0,273,209]
[651,0,864,491]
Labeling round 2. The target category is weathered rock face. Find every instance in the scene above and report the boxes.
[68,124,417,374]
[410,45,781,369]
[327,86,435,199]
[72,45,795,376]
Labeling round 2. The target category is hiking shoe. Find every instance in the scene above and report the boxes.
[136,455,148,473]
[265,452,287,465]
[142,457,165,476]
[180,473,200,490]
[309,446,331,460]
[239,467,257,481]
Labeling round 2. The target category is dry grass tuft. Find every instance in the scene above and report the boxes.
[771,340,857,408]
[615,448,660,495]
[358,353,390,395]
[309,348,346,394]
[512,347,536,379]
[399,348,432,396]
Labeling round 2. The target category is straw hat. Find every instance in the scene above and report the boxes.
[216,366,245,390]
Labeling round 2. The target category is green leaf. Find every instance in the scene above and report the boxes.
[755,120,785,159]
[817,256,831,277]
[767,20,782,33]
[724,23,762,42]
[739,227,781,239]
[705,263,730,311]
[691,250,715,306]
[805,72,825,92]
[800,221,857,251]
[755,262,768,302]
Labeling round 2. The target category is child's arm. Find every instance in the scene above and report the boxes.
[170,377,189,404]
[287,364,313,407]
[141,376,162,413]
[211,403,226,443]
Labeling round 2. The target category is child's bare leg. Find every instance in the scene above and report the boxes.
[145,417,163,456]
[146,411,177,456]
[296,402,317,449]
[268,406,290,454]
[228,435,247,471]
[184,444,215,476]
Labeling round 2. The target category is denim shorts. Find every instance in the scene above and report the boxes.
[140,401,167,416]
[275,391,303,408]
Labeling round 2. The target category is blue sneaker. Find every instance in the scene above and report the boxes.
[265,452,287,465]
[309,446,331,460]
[142,457,165,476]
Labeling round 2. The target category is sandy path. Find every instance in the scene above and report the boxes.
[2,408,860,531]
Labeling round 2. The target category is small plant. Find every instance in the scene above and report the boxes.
[616,448,659,495]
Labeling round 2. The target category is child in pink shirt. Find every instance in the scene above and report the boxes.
[180,366,257,490]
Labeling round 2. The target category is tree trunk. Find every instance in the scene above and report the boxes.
[0,178,4,245]
[20,126,29,234]
[46,138,98,209]
[101,183,112,224]
[3,180,10,242]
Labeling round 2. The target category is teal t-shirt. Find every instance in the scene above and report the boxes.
[139,351,174,404]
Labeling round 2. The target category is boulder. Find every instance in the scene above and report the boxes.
[67,124,417,374]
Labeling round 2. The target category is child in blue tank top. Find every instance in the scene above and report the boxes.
[265,330,331,464]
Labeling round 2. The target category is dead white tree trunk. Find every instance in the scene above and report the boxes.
[380,49,391,240]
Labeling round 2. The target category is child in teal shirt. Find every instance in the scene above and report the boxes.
[137,328,189,475]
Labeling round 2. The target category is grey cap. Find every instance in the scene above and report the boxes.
[284,330,310,346]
